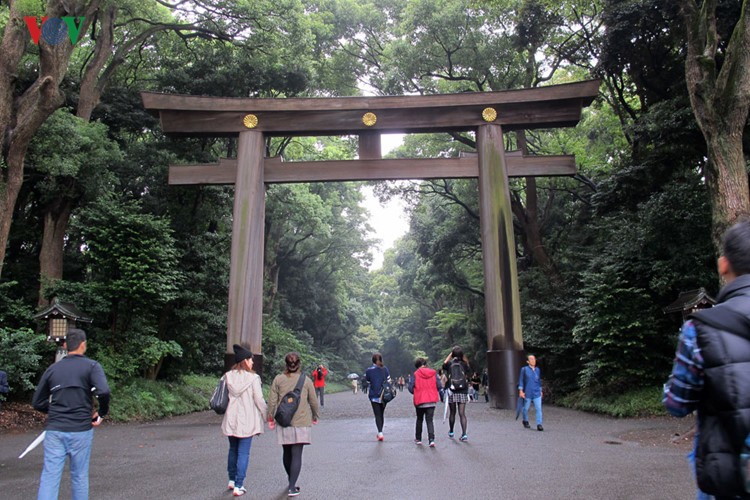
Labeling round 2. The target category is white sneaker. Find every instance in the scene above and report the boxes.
[233,486,247,496]
[228,481,235,490]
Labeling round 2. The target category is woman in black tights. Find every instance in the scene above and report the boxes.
[442,346,471,441]
[268,352,320,497]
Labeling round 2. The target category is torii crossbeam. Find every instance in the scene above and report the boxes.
[142,79,600,409]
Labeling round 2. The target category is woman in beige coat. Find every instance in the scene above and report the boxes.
[222,344,267,497]
[267,352,320,497]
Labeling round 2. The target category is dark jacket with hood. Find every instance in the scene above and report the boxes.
[691,274,750,497]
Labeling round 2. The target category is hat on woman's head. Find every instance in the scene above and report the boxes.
[233,344,253,364]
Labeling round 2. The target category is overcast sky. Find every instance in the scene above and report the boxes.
[361,133,409,270]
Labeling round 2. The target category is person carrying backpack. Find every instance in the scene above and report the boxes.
[268,352,320,497]
[663,219,750,499]
[442,346,470,441]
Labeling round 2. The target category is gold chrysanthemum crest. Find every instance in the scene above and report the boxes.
[362,112,377,127]
[482,107,497,122]
[243,114,259,129]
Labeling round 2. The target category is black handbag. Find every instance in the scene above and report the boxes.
[209,375,229,415]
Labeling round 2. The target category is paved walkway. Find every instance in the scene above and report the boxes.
[0,389,696,499]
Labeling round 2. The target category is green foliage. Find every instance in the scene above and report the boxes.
[261,319,313,382]
[557,385,666,418]
[573,172,714,392]
[0,281,35,329]
[13,0,45,16]
[0,327,54,394]
[26,109,121,206]
[108,374,216,421]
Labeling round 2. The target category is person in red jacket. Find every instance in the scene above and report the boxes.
[407,358,443,447]
[311,364,328,408]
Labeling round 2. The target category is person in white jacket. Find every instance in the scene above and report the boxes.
[222,344,268,497]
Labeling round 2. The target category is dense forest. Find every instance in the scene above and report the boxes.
[1,0,748,414]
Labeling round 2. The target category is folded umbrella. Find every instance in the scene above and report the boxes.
[19,431,46,459]
[442,389,451,423]
[515,397,525,420]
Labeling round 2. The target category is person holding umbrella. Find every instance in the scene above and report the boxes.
[348,373,359,394]
[518,354,543,431]
[32,328,110,500]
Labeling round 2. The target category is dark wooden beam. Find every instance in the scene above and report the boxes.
[168,155,577,185]
[142,80,600,136]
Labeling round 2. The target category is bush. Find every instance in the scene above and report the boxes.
[0,327,55,395]
[108,374,217,421]
[557,385,667,417]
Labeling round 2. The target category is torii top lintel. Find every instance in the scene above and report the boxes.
[141,79,600,137]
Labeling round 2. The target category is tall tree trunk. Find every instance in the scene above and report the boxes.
[512,132,559,281]
[37,3,113,301]
[38,199,74,307]
[0,1,97,278]
[680,0,750,247]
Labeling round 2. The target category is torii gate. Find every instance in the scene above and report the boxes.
[142,79,599,409]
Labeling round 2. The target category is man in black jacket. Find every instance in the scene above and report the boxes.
[663,219,750,498]
[32,328,110,500]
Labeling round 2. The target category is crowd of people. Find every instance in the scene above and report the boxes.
[15,219,750,500]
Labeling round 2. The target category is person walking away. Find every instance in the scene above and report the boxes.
[398,376,405,393]
[663,219,750,499]
[470,372,481,402]
[442,346,470,441]
[222,344,267,497]
[0,368,8,411]
[311,364,327,408]
[408,358,442,447]
[518,355,543,431]
[365,353,391,441]
[32,328,110,500]
[268,352,320,497]
[351,378,358,394]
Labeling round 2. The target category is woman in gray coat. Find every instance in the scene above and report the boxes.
[267,352,320,497]
[222,344,267,497]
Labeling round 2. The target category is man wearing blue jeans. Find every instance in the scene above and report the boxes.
[32,328,110,500]
[518,355,543,431]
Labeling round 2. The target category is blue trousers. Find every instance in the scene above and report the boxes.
[38,429,94,500]
[522,396,543,426]
[227,436,253,488]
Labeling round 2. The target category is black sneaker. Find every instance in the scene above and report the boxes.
[537,425,544,431]
[523,420,530,429]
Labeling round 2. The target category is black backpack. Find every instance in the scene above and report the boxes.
[274,374,306,427]
[449,360,467,391]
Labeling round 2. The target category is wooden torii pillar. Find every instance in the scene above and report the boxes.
[142,79,599,408]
